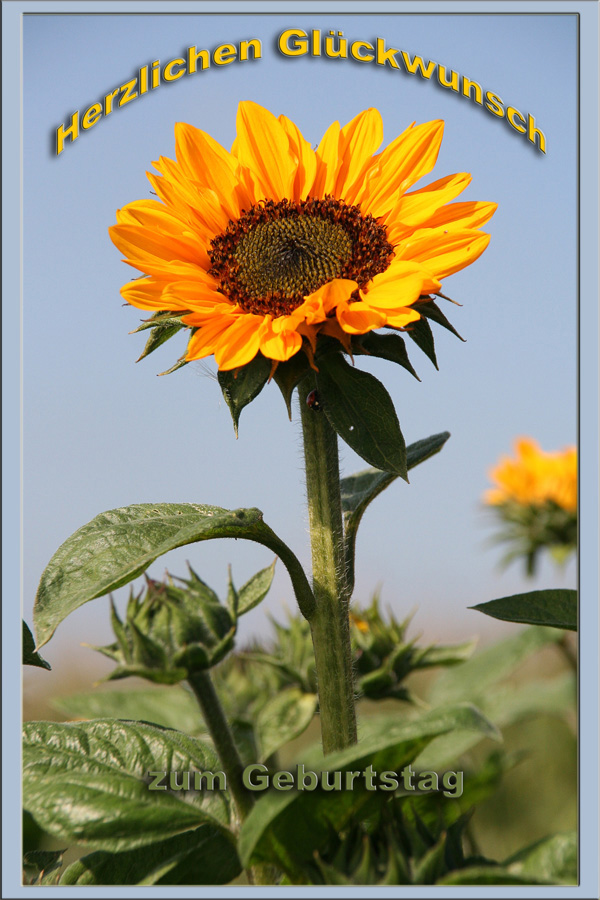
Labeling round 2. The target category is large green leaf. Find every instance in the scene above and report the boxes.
[417,627,569,770]
[470,589,577,631]
[416,671,574,771]
[256,688,318,762]
[60,825,240,885]
[52,686,205,735]
[23,620,51,670]
[238,704,498,877]
[23,719,231,852]
[341,432,450,595]
[504,831,577,885]
[218,354,272,436]
[33,502,313,648]
[428,625,563,707]
[316,354,407,477]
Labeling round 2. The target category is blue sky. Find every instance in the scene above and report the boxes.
[22,11,579,680]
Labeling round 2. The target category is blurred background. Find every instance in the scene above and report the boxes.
[21,10,577,864]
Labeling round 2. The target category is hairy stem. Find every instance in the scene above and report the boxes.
[299,375,357,753]
[187,669,254,821]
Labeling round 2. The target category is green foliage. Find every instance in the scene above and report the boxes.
[405,316,438,369]
[341,431,450,594]
[53,685,206,735]
[351,595,477,701]
[130,310,191,372]
[415,297,465,341]
[218,353,273,436]
[238,704,498,879]
[471,589,577,631]
[92,578,235,683]
[503,831,577,885]
[22,620,51,670]
[23,719,233,852]
[316,352,408,477]
[487,499,577,577]
[23,849,65,886]
[353,331,420,381]
[33,502,308,648]
[59,826,240,886]
[255,689,318,762]
[273,352,312,418]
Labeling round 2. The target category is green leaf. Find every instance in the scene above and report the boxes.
[131,310,189,333]
[218,354,272,436]
[470,589,577,631]
[238,704,498,875]
[341,431,450,517]
[428,625,563,707]
[504,831,577,885]
[158,357,189,376]
[256,688,317,761]
[341,432,450,595]
[405,317,438,368]
[237,559,276,617]
[272,353,311,419]
[316,353,407,478]
[354,331,420,381]
[416,671,574,771]
[437,866,549,885]
[23,719,231,852]
[52,686,206,735]
[137,323,186,362]
[60,825,240,885]
[415,298,465,341]
[33,503,303,648]
[23,620,51,670]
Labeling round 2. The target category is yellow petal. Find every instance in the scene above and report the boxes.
[234,101,296,201]
[120,278,172,311]
[397,228,491,279]
[259,319,303,361]
[356,120,445,217]
[214,314,263,369]
[335,108,383,198]
[278,114,317,201]
[336,301,386,334]
[312,120,341,197]
[185,314,239,360]
[388,172,472,230]
[385,308,422,328]
[360,271,424,310]
[174,122,245,218]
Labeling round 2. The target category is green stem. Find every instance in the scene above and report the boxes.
[187,669,254,821]
[299,375,357,754]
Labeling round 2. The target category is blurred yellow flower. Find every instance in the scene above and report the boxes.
[484,438,577,512]
[110,101,495,371]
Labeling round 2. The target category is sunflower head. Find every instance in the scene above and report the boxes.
[110,101,496,377]
[484,438,577,575]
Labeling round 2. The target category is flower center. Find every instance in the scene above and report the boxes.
[209,197,393,317]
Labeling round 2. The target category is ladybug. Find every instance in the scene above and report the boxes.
[306,389,322,411]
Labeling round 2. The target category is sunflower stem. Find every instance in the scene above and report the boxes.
[299,374,358,754]
[187,669,254,822]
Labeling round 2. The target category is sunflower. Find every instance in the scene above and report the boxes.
[109,102,496,371]
[484,438,578,513]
